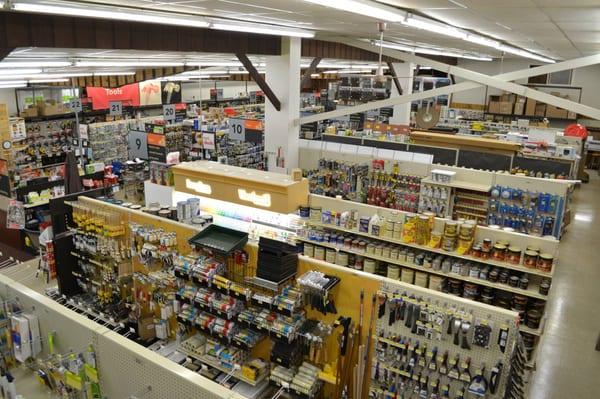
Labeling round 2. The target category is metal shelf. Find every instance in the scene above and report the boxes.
[304,220,554,278]
[297,237,548,300]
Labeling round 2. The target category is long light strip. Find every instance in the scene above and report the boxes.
[322,69,374,74]
[93,71,136,76]
[0,84,27,88]
[0,68,42,76]
[302,0,404,22]
[402,17,467,40]
[76,61,184,67]
[12,1,210,28]
[181,70,228,75]
[0,80,27,85]
[211,23,314,38]
[374,41,493,62]
[0,60,72,68]
[28,78,69,83]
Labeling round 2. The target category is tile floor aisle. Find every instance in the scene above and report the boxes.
[529,171,600,399]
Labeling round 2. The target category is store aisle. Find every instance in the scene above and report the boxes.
[530,172,600,399]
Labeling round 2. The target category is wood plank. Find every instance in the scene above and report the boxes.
[236,53,281,111]
[301,57,321,89]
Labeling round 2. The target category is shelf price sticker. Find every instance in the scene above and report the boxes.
[109,101,122,116]
[202,132,216,150]
[163,104,176,122]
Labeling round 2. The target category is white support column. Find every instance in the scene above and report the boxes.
[388,62,413,125]
[265,37,301,174]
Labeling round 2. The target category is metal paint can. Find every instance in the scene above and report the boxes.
[187,198,200,218]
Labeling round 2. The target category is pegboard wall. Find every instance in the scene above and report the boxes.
[374,279,520,399]
[0,273,243,399]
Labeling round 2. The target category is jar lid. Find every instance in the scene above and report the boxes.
[508,246,521,253]
[540,253,554,260]
[493,243,507,250]
[525,250,538,256]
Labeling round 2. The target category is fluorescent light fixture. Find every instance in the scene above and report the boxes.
[12,1,210,28]
[186,61,243,67]
[323,69,373,74]
[0,60,72,68]
[415,66,432,70]
[0,80,27,85]
[0,68,42,76]
[0,84,27,88]
[402,17,467,40]
[93,71,136,76]
[182,70,228,76]
[374,41,493,62]
[76,61,184,67]
[464,35,500,48]
[498,45,555,63]
[211,22,314,38]
[28,78,69,83]
[302,0,405,22]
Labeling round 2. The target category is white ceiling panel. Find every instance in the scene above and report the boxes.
[376,0,465,10]
[543,7,600,22]
[565,31,600,43]
[461,0,538,8]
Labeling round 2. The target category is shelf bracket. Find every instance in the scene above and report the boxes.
[236,53,281,111]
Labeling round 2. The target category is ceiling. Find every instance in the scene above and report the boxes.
[69,0,600,60]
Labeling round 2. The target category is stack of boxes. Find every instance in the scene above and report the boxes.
[488,92,577,120]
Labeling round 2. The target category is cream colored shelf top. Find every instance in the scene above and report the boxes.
[173,161,298,187]
[421,176,491,192]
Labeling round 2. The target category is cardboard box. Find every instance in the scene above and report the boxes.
[514,102,525,115]
[516,95,527,104]
[137,318,156,341]
[546,105,568,119]
[488,101,501,114]
[525,99,537,116]
[498,102,514,115]
[20,107,38,118]
[567,111,577,119]
[500,93,517,103]
[535,104,547,117]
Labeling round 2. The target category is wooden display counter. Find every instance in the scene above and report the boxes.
[411,130,521,154]
[172,161,309,214]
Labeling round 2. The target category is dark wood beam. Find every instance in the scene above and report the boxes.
[387,61,403,95]
[236,53,281,111]
[0,48,14,62]
[301,57,321,89]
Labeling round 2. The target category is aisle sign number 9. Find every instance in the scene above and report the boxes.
[163,104,176,122]
[109,101,123,116]
[228,118,245,141]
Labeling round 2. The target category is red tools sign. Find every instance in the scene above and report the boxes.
[86,83,140,110]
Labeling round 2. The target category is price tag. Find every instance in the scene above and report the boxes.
[109,101,122,116]
[228,118,245,141]
[163,104,176,122]
[128,130,148,159]
[69,98,83,112]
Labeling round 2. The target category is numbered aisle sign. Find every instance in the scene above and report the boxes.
[228,118,245,141]
[69,98,83,113]
[163,104,176,122]
[128,130,148,159]
[109,101,123,116]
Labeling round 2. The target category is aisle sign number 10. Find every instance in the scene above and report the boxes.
[109,101,123,116]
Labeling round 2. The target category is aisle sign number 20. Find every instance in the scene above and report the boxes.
[163,104,176,122]
[109,101,123,116]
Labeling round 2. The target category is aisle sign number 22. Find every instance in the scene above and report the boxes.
[109,101,123,116]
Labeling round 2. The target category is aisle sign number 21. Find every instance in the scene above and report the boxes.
[109,101,123,116]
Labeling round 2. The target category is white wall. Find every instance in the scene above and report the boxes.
[0,88,18,116]
[451,59,600,112]
[451,58,531,105]
[181,80,260,102]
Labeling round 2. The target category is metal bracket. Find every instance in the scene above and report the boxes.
[236,53,281,111]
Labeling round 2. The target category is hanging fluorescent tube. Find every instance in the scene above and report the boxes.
[0,80,27,85]
[0,84,27,88]
[0,68,42,76]
[93,71,136,76]
[373,41,492,62]
[402,17,467,40]
[323,69,373,74]
[76,61,184,67]
[181,70,228,75]
[0,60,72,68]
[464,35,500,48]
[211,22,314,38]
[186,61,243,67]
[302,0,405,22]
[12,1,210,28]
[28,78,69,83]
